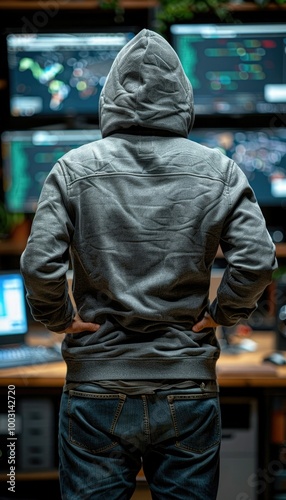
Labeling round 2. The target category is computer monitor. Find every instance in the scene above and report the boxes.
[189,127,286,209]
[170,23,286,116]
[6,31,135,121]
[1,129,102,213]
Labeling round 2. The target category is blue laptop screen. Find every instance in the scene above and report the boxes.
[0,273,28,337]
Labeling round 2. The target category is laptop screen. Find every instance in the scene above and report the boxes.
[0,272,28,345]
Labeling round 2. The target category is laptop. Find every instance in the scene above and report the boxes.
[0,271,63,368]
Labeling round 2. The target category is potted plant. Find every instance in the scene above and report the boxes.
[156,0,286,32]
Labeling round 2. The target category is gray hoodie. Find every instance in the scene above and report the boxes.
[20,29,277,382]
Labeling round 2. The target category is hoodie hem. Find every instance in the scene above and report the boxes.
[63,356,218,383]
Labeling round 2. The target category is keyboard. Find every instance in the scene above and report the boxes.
[0,344,63,369]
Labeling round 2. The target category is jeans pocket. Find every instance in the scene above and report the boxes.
[167,393,221,453]
[67,389,126,454]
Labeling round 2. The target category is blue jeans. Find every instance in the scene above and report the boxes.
[58,385,221,499]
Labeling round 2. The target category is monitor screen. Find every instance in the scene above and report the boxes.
[0,272,28,340]
[170,24,286,116]
[189,127,286,208]
[6,31,135,119]
[1,129,102,213]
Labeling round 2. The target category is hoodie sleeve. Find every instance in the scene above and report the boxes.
[20,162,75,332]
[209,160,277,326]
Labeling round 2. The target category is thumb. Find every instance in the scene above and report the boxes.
[192,319,206,333]
[67,313,101,334]
[80,321,100,332]
[192,312,219,333]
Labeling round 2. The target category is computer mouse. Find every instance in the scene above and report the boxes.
[263,352,286,366]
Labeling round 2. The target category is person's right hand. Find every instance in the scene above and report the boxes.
[192,312,219,332]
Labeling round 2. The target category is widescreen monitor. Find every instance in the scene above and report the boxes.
[6,31,135,120]
[1,129,102,213]
[189,127,286,208]
[170,24,286,116]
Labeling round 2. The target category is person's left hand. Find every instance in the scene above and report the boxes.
[57,313,101,334]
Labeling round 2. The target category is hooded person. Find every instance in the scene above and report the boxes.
[20,29,277,500]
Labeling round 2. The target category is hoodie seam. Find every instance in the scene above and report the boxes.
[66,171,229,188]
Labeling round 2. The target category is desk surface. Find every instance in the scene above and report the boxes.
[0,331,285,388]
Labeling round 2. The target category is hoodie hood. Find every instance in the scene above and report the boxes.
[99,29,195,138]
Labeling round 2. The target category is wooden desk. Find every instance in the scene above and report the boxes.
[0,331,285,388]
[217,332,286,387]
